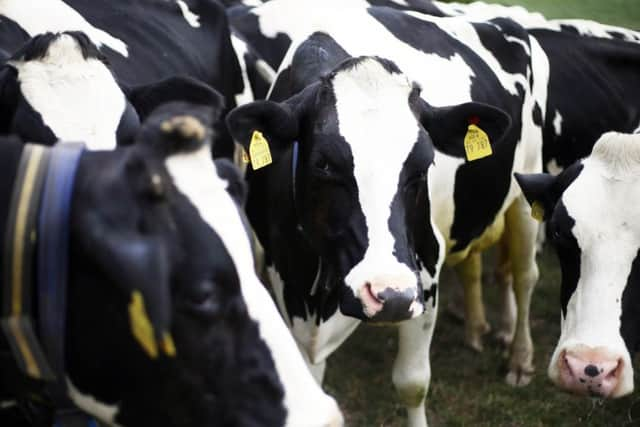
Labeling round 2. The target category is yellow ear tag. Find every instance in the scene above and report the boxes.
[531,201,545,222]
[249,130,273,170]
[128,291,158,359]
[464,124,492,161]
[161,331,177,357]
[241,148,250,164]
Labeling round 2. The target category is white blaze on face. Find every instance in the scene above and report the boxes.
[332,59,420,304]
[1,0,129,56]
[165,144,343,427]
[549,132,640,397]
[10,34,126,150]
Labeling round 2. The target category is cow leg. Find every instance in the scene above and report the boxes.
[455,252,490,352]
[504,195,539,386]
[494,235,516,349]
[392,294,438,427]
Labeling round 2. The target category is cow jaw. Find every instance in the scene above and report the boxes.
[332,57,427,322]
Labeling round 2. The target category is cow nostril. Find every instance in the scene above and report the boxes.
[584,364,600,378]
[365,282,383,303]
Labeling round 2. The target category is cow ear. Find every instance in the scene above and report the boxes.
[125,75,225,122]
[0,66,19,133]
[514,172,557,222]
[214,158,247,207]
[417,99,512,158]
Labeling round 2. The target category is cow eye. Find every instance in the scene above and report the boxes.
[314,157,332,175]
[187,280,221,317]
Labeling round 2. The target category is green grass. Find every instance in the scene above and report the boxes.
[494,0,640,29]
[324,248,640,426]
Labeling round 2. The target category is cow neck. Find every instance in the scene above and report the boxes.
[0,142,95,426]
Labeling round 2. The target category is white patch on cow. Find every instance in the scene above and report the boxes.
[633,122,640,134]
[389,0,410,6]
[553,109,563,136]
[332,59,421,314]
[176,0,200,28]
[1,0,129,56]
[548,132,640,397]
[230,33,254,105]
[165,144,343,427]
[67,378,122,426]
[539,19,640,44]
[10,34,126,150]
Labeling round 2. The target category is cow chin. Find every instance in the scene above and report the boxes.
[339,286,424,323]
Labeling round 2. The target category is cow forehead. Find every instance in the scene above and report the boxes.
[11,34,126,150]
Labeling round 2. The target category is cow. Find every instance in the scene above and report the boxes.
[515,131,640,398]
[226,3,547,424]
[0,31,224,152]
[0,102,343,426]
[0,0,244,158]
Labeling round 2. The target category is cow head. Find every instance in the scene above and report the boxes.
[66,101,287,426]
[0,31,222,151]
[516,131,640,398]
[228,56,511,323]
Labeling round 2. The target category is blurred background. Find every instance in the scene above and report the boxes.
[323,1,640,426]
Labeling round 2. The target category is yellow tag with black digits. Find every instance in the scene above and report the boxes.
[128,291,158,359]
[531,201,545,222]
[249,130,272,170]
[464,124,492,161]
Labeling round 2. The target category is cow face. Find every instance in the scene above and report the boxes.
[67,102,285,426]
[516,132,640,398]
[228,56,511,323]
[0,31,140,149]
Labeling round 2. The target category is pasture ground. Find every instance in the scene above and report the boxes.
[323,1,640,425]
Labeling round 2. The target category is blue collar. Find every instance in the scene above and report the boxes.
[1,142,94,426]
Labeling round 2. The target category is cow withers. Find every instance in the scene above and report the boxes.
[516,131,640,398]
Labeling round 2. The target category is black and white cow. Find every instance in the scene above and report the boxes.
[0,0,244,158]
[0,103,342,426]
[516,131,640,398]
[227,3,549,423]
[0,31,224,152]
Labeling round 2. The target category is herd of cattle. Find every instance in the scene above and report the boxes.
[0,0,638,426]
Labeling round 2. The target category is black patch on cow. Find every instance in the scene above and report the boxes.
[370,7,530,252]
[532,102,543,127]
[423,283,437,308]
[549,202,581,318]
[530,28,640,170]
[621,249,640,356]
[243,49,271,100]
[331,54,402,76]
[10,31,106,63]
[0,14,29,61]
[473,18,530,75]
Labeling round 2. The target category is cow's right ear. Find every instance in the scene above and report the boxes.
[225,100,298,163]
[0,66,19,133]
[514,172,556,222]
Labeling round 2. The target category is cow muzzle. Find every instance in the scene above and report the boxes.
[554,346,626,398]
[341,270,424,322]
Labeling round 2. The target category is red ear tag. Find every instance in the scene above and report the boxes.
[468,116,480,126]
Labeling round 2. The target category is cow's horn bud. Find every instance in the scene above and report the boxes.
[160,115,206,141]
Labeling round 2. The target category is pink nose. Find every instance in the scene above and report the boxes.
[558,348,622,397]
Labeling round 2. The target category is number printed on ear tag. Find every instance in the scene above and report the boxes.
[249,130,273,170]
[464,124,492,161]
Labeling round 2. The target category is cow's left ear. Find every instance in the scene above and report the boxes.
[124,75,225,121]
[416,98,512,158]
[514,172,556,222]
[214,158,247,207]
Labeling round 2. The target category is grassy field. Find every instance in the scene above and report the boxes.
[323,1,640,425]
